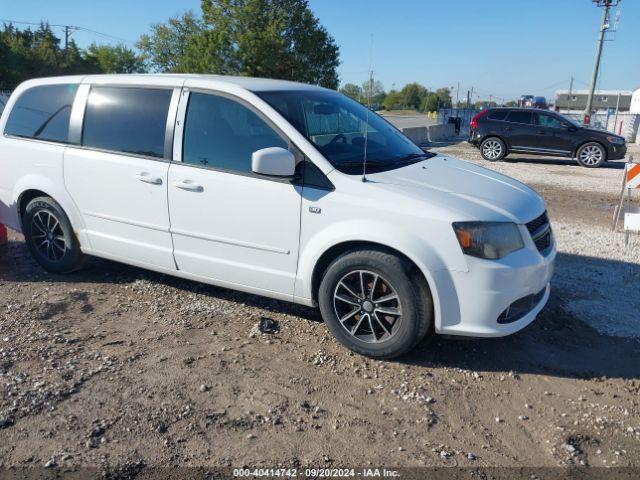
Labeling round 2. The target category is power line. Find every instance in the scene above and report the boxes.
[0,18,136,45]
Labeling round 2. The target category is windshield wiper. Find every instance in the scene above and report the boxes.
[392,152,431,163]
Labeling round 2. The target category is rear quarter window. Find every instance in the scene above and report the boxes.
[506,111,533,125]
[487,110,508,121]
[4,84,78,143]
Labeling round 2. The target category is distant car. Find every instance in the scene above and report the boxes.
[469,108,626,168]
[531,96,547,109]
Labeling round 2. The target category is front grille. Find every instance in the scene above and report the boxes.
[526,211,552,254]
[526,212,548,235]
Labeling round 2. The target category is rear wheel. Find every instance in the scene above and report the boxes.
[576,142,606,168]
[480,137,507,161]
[318,249,432,359]
[23,196,84,274]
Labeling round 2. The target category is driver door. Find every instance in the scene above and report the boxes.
[168,89,303,297]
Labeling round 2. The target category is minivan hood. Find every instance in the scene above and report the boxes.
[367,155,545,223]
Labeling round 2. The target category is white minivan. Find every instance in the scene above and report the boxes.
[0,74,555,358]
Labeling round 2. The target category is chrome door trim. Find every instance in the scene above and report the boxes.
[164,88,181,160]
[172,88,190,162]
[68,84,90,145]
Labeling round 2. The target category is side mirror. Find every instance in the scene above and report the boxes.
[251,147,296,177]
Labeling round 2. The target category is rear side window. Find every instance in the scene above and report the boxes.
[506,111,532,125]
[4,84,77,143]
[182,92,288,173]
[82,87,172,158]
[487,110,508,121]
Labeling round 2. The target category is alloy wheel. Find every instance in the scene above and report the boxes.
[30,210,67,262]
[482,140,502,160]
[579,145,603,166]
[333,269,403,343]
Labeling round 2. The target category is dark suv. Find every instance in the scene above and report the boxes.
[469,108,627,168]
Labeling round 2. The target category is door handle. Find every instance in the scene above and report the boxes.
[136,172,163,185]
[537,129,546,135]
[173,180,203,192]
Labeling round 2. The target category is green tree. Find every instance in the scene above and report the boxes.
[339,83,362,101]
[421,93,440,112]
[361,79,385,105]
[85,43,145,73]
[435,87,452,108]
[398,82,429,110]
[137,11,203,72]
[140,1,340,89]
[382,90,403,111]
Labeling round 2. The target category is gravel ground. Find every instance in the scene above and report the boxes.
[0,142,639,476]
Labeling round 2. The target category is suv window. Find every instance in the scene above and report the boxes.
[506,111,532,125]
[82,87,172,158]
[487,110,508,121]
[182,92,288,173]
[535,113,563,129]
[4,84,77,143]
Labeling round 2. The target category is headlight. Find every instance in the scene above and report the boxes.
[453,222,524,260]
[606,136,624,145]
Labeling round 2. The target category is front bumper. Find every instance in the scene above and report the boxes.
[607,143,627,160]
[434,232,556,337]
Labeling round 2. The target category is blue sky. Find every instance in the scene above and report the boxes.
[1,0,638,101]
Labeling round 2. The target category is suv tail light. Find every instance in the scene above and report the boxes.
[470,109,488,130]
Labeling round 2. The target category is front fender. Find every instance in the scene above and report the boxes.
[294,219,461,332]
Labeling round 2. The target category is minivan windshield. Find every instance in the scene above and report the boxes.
[256,89,433,174]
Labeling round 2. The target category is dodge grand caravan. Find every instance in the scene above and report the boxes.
[0,75,556,358]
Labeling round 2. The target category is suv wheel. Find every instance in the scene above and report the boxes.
[318,249,432,359]
[23,196,84,274]
[576,142,606,168]
[480,137,507,161]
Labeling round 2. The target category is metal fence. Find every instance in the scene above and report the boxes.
[563,112,639,143]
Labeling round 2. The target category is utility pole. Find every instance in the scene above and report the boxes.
[567,76,574,113]
[63,25,79,51]
[584,0,620,125]
[455,81,460,117]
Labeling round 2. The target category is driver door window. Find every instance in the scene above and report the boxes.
[183,92,288,173]
[536,113,563,129]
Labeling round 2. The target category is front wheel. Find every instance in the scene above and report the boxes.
[480,137,507,161]
[318,249,432,359]
[576,142,606,168]
[23,196,84,274]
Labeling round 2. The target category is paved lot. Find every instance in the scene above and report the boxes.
[380,113,439,129]
[0,142,639,475]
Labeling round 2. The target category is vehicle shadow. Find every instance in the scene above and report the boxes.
[404,251,640,381]
[504,156,627,169]
[1,236,638,380]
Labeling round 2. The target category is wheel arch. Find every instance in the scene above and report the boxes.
[481,134,509,150]
[12,177,88,248]
[573,139,607,159]
[303,237,450,333]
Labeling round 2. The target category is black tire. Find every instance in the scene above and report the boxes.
[575,142,606,168]
[23,196,84,274]
[480,137,507,161]
[318,249,432,359]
